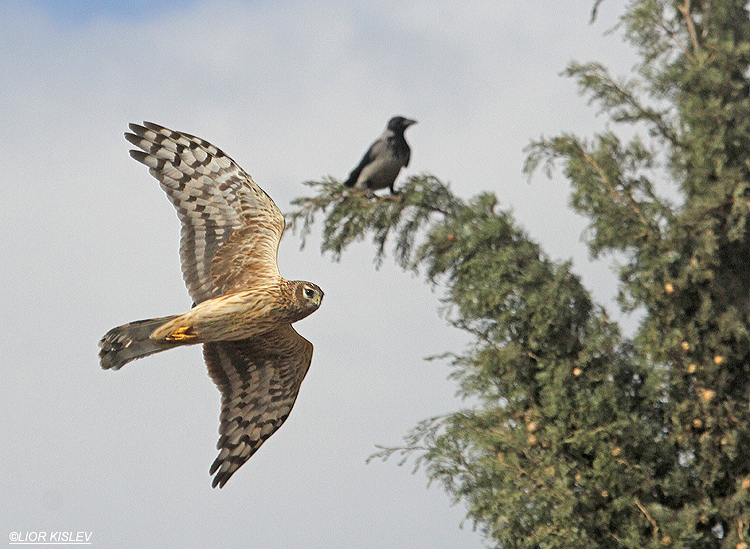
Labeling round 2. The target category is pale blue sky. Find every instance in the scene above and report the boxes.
[17,0,202,21]
[1,1,635,547]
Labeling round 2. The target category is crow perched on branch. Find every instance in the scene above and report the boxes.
[344,116,417,195]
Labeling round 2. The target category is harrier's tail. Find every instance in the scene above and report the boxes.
[99,316,179,370]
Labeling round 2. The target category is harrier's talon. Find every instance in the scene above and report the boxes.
[165,325,197,342]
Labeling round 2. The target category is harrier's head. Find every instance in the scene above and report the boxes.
[288,281,324,322]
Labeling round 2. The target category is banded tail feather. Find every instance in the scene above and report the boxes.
[99,316,180,370]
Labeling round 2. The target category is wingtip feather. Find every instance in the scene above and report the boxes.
[143,121,168,133]
[124,132,142,147]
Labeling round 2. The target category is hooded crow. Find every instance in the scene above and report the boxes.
[344,116,417,195]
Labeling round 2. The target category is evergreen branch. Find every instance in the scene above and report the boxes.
[366,415,458,474]
[656,16,691,59]
[578,144,655,232]
[634,498,660,542]
[565,61,681,147]
[367,444,430,468]
[590,0,605,24]
[286,175,462,268]
[738,519,748,544]
[495,452,546,489]
[676,0,700,55]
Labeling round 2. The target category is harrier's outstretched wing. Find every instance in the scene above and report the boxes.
[204,325,313,488]
[125,122,284,304]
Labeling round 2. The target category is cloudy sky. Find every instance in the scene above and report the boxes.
[1,1,637,547]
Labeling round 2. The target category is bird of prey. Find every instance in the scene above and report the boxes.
[344,116,416,195]
[99,122,324,488]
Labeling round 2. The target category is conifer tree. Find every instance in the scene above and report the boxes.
[288,2,750,546]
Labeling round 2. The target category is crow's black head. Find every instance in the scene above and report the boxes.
[387,116,417,132]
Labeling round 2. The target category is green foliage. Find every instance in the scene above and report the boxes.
[290,175,666,547]
[288,1,750,547]
[289,175,459,268]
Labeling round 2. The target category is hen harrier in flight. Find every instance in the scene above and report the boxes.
[99,122,323,488]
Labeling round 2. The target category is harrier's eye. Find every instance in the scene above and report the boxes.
[304,287,315,299]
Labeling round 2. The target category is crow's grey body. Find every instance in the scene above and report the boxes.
[344,116,416,194]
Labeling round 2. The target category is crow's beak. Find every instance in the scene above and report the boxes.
[404,119,417,127]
